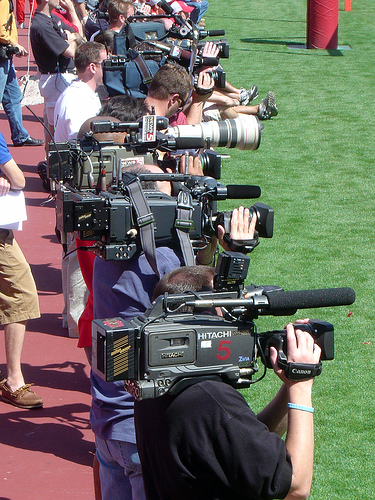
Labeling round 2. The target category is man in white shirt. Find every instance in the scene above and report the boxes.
[54,41,107,339]
[54,41,107,142]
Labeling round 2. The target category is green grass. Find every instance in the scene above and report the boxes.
[203,1,375,498]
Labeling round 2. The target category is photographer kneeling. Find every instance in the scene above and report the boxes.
[134,266,321,500]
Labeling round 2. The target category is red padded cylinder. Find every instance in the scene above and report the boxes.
[306,0,338,49]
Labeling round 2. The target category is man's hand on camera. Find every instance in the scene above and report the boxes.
[164,153,203,176]
[193,71,215,102]
[196,207,256,265]
[270,320,322,385]
[200,41,220,60]
[217,206,257,251]
[14,43,27,57]
[179,153,203,176]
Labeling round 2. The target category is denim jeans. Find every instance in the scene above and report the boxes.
[95,436,146,500]
[185,1,209,23]
[0,57,29,145]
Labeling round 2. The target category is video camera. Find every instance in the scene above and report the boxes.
[91,251,356,399]
[48,115,261,188]
[55,172,272,260]
[100,0,228,98]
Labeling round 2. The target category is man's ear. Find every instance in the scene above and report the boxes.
[89,62,97,74]
[169,93,180,107]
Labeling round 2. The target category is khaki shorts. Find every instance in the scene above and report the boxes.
[0,229,40,325]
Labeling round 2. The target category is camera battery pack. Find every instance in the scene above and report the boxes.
[92,318,138,381]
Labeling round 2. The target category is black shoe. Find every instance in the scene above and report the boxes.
[13,137,44,147]
[37,161,51,192]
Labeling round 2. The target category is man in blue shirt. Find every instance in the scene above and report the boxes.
[90,164,256,499]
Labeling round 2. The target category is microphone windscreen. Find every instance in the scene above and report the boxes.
[225,185,261,199]
[174,137,206,150]
[200,57,220,67]
[265,287,356,311]
[206,29,226,36]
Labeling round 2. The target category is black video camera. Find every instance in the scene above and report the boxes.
[55,174,272,261]
[197,38,229,59]
[193,68,226,89]
[91,252,355,398]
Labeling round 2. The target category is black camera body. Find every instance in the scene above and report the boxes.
[55,176,272,261]
[90,246,356,397]
[92,307,257,399]
[56,185,203,260]
[193,68,226,88]
[0,44,20,59]
[197,38,229,58]
[213,204,274,239]
[91,283,340,399]
[259,319,334,369]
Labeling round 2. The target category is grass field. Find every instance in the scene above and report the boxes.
[203,1,374,498]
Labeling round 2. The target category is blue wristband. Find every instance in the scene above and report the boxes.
[287,402,314,413]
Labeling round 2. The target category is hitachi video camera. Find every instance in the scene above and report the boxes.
[91,251,355,399]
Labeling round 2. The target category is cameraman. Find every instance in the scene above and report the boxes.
[91,194,257,499]
[134,266,320,500]
[144,62,215,126]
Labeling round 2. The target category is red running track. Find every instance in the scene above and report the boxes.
[0,26,95,499]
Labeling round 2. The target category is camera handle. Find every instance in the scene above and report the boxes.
[222,234,259,254]
[277,350,322,381]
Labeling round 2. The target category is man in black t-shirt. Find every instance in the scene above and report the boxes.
[30,0,83,142]
[84,0,109,40]
[134,265,321,500]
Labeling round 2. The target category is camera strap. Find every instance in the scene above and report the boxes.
[127,48,154,85]
[123,174,159,278]
[195,84,215,96]
[223,234,259,254]
[278,359,322,381]
[175,190,195,266]
[4,0,14,32]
